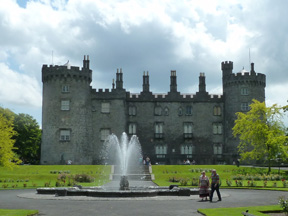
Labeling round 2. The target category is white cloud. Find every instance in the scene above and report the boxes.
[0,0,287,126]
[0,63,42,107]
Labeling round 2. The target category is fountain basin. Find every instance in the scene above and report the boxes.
[36,186,198,198]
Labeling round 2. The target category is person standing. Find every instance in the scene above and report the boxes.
[199,171,210,201]
[209,169,221,202]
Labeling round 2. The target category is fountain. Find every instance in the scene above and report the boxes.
[103,133,143,190]
[36,133,198,197]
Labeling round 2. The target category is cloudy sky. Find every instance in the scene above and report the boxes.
[0,0,287,126]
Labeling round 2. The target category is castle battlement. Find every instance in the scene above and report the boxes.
[42,64,92,83]
[223,72,266,87]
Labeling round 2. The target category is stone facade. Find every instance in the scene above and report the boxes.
[40,56,266,165]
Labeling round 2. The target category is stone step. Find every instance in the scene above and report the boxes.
[111,174,152,181]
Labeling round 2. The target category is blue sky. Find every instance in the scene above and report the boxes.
[1,0,288,126]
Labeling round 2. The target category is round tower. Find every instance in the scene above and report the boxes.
[222,61,266,163]
[41,55,93,165]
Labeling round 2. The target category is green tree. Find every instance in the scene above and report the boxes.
[233,99,288,173]
[0,111,21,168]
[13,113,41,164]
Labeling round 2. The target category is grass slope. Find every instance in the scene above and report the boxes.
[198,205,282,216]
[0,209,38,216]
[0,165,111,189]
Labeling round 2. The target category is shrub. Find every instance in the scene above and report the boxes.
[44,182,50,187]
[74,174,94,183]
[226,179,232,187]
[180,178,188,186]
[279,196,288,216]
[235,180,243,187]
[191,177,198,186]
[2,184,8,188]
[169,176,180,183]
[282,179,287,188]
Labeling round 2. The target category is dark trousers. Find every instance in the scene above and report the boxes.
[210,184,221,201]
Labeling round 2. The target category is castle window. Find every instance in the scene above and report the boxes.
[183,122,193,139]
[60,130,70,141]
[128,123,136,135]
[128,105,137,116]
[61,100,70,110]
[180,144,194,155]
[101,102,110,113]
[213,123,222,135]
[241,103,249,111]
[154,106,162,116]
[213,106,221,116]
[186,105,192,115]
[213,143,222,155]
[164,107,169,116]
[155,122,164,139]
[62,85,70,93]
[100,129,110,141]
[241,88,249,95]
[178,107,183,116]
[155,145,167,157]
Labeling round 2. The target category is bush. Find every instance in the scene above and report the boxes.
[226,179,232,186]
[74,174,94,183]
[169,176,180,183]
[191,177,198,186]
[180,178,188,186]
[279,196,288,215]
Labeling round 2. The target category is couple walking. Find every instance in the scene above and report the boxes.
[198,169,221,202]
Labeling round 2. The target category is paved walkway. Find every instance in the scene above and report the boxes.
[0,180,287,216]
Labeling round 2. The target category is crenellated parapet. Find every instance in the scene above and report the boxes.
[42,64,92,83]
[127,92,223,102]
[222,62,266,87]
[223,72,266,87]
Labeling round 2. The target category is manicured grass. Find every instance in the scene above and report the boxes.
[198,205,282,216]
[0,165,111,189]
[0,209,38,216]
[152,165,288,190]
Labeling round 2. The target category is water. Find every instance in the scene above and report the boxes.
[103,133,143,176]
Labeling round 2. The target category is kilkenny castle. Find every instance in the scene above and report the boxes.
[40,56,266,165]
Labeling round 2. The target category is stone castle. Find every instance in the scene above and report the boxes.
[40,56,266,165]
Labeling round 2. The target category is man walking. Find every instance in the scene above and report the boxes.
[210,169,222,202]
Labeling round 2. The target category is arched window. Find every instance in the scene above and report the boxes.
[213,143,222,155]
[178,107,183,116]
[213,106,221,116]
[164,107,169,116]
[180,145,194,154]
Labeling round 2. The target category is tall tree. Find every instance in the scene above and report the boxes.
[233,100,288,173]
[13,113,41,164]
[0,111,21,168]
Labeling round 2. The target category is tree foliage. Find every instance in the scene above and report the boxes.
[0,109,21,168]
[13,113,41,164]
[233,100,288,173]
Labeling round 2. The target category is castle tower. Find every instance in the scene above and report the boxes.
[222,61,266,163]
[41,55,93,165]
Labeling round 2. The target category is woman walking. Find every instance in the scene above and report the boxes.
[199,171,210,201]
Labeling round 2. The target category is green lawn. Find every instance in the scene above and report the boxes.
[152,165,288,190]
[0,165,111,189]
[198,205,282,216]
[0,209,38,216]
[0,164,288,216]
